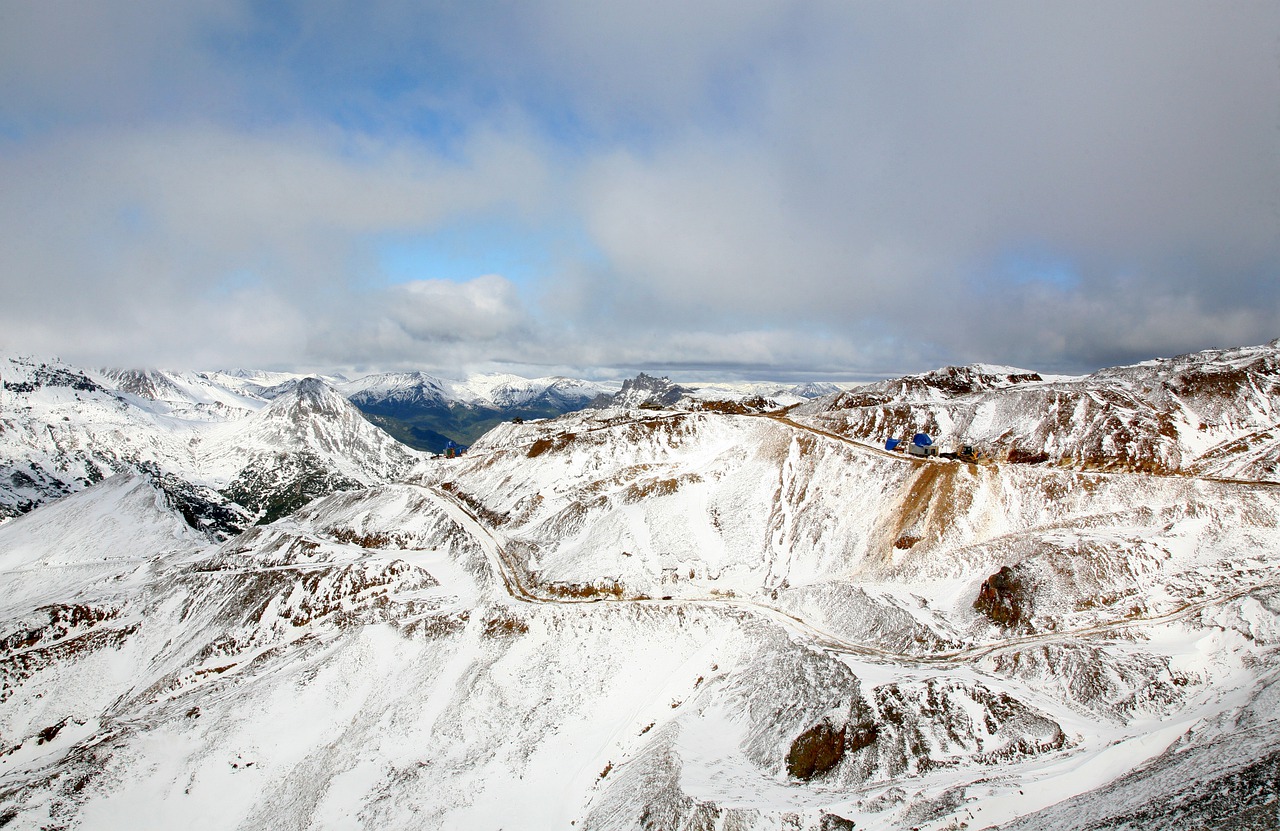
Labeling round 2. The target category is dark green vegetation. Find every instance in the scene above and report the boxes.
[221,452,362,525]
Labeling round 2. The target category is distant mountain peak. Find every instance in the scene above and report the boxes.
[287,376,347,414]
[591,373,690,409]
[100,368,181,400]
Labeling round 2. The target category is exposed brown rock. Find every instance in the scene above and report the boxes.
[975,565,1030,627]
[786,723,846,780]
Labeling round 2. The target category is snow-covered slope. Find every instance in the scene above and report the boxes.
[794,340,1280,481]
[202,368,348,400]
[1,355,424,528]
[4,341,1280,829]
[338,370,454,408]
[96,368,264,421]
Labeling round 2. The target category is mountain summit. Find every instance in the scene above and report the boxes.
[590,372,689,409]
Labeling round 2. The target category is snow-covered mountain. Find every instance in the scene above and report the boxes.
[0,355,615,522]
[1,355,211,521]
[341,370,606,410]
[685,379,843,403]
[590,376,843,412]
[339,370,610,453]
[795,340,1280,481]
[97,368,264,420]
[3,341,1280,829]
[212,377,422,524]
[200,368,350,401]
[0,355,422,529]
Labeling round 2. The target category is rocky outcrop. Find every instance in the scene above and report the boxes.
[975,565,1031,627]
[590,373,690,409]
[787,722,847,779]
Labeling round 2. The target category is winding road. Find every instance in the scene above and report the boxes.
[423,471,1280,671]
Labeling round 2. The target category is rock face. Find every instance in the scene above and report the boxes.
[787,723,847,779]
[975,565,1031,627]
[590,373,689,409]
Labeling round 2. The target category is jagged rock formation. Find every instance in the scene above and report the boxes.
[589,373,690,409]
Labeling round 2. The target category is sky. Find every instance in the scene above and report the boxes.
[1,1,1278,382]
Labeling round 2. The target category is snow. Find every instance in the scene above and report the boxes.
[337,369,609,410]
[4,341,1280,829]
[0,475,201,614]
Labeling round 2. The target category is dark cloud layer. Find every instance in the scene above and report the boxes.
[1,1,1276,379]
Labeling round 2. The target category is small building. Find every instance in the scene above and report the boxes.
[907,432,938,458]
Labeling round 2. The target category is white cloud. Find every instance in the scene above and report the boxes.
[0,123,555,370]
[0,1,1276,378]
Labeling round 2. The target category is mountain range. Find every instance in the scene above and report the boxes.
[2,341,1279,829]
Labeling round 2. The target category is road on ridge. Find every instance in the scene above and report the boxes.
[423,480,1280,671]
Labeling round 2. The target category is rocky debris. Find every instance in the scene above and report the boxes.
[975,565,1031,627]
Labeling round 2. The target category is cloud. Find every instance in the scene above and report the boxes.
[0,1,246,128]
[0,122,555,369]
[0,1,1276,378]
[567,2,1280,371]
[283,273,535,377]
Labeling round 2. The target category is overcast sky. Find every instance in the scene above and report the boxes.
[2,1,1277,381]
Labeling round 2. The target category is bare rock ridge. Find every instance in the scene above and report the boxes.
[589,372,690,409]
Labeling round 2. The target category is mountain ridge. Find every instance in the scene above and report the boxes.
[795,339,1280,480]
[3,341,1280,828]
